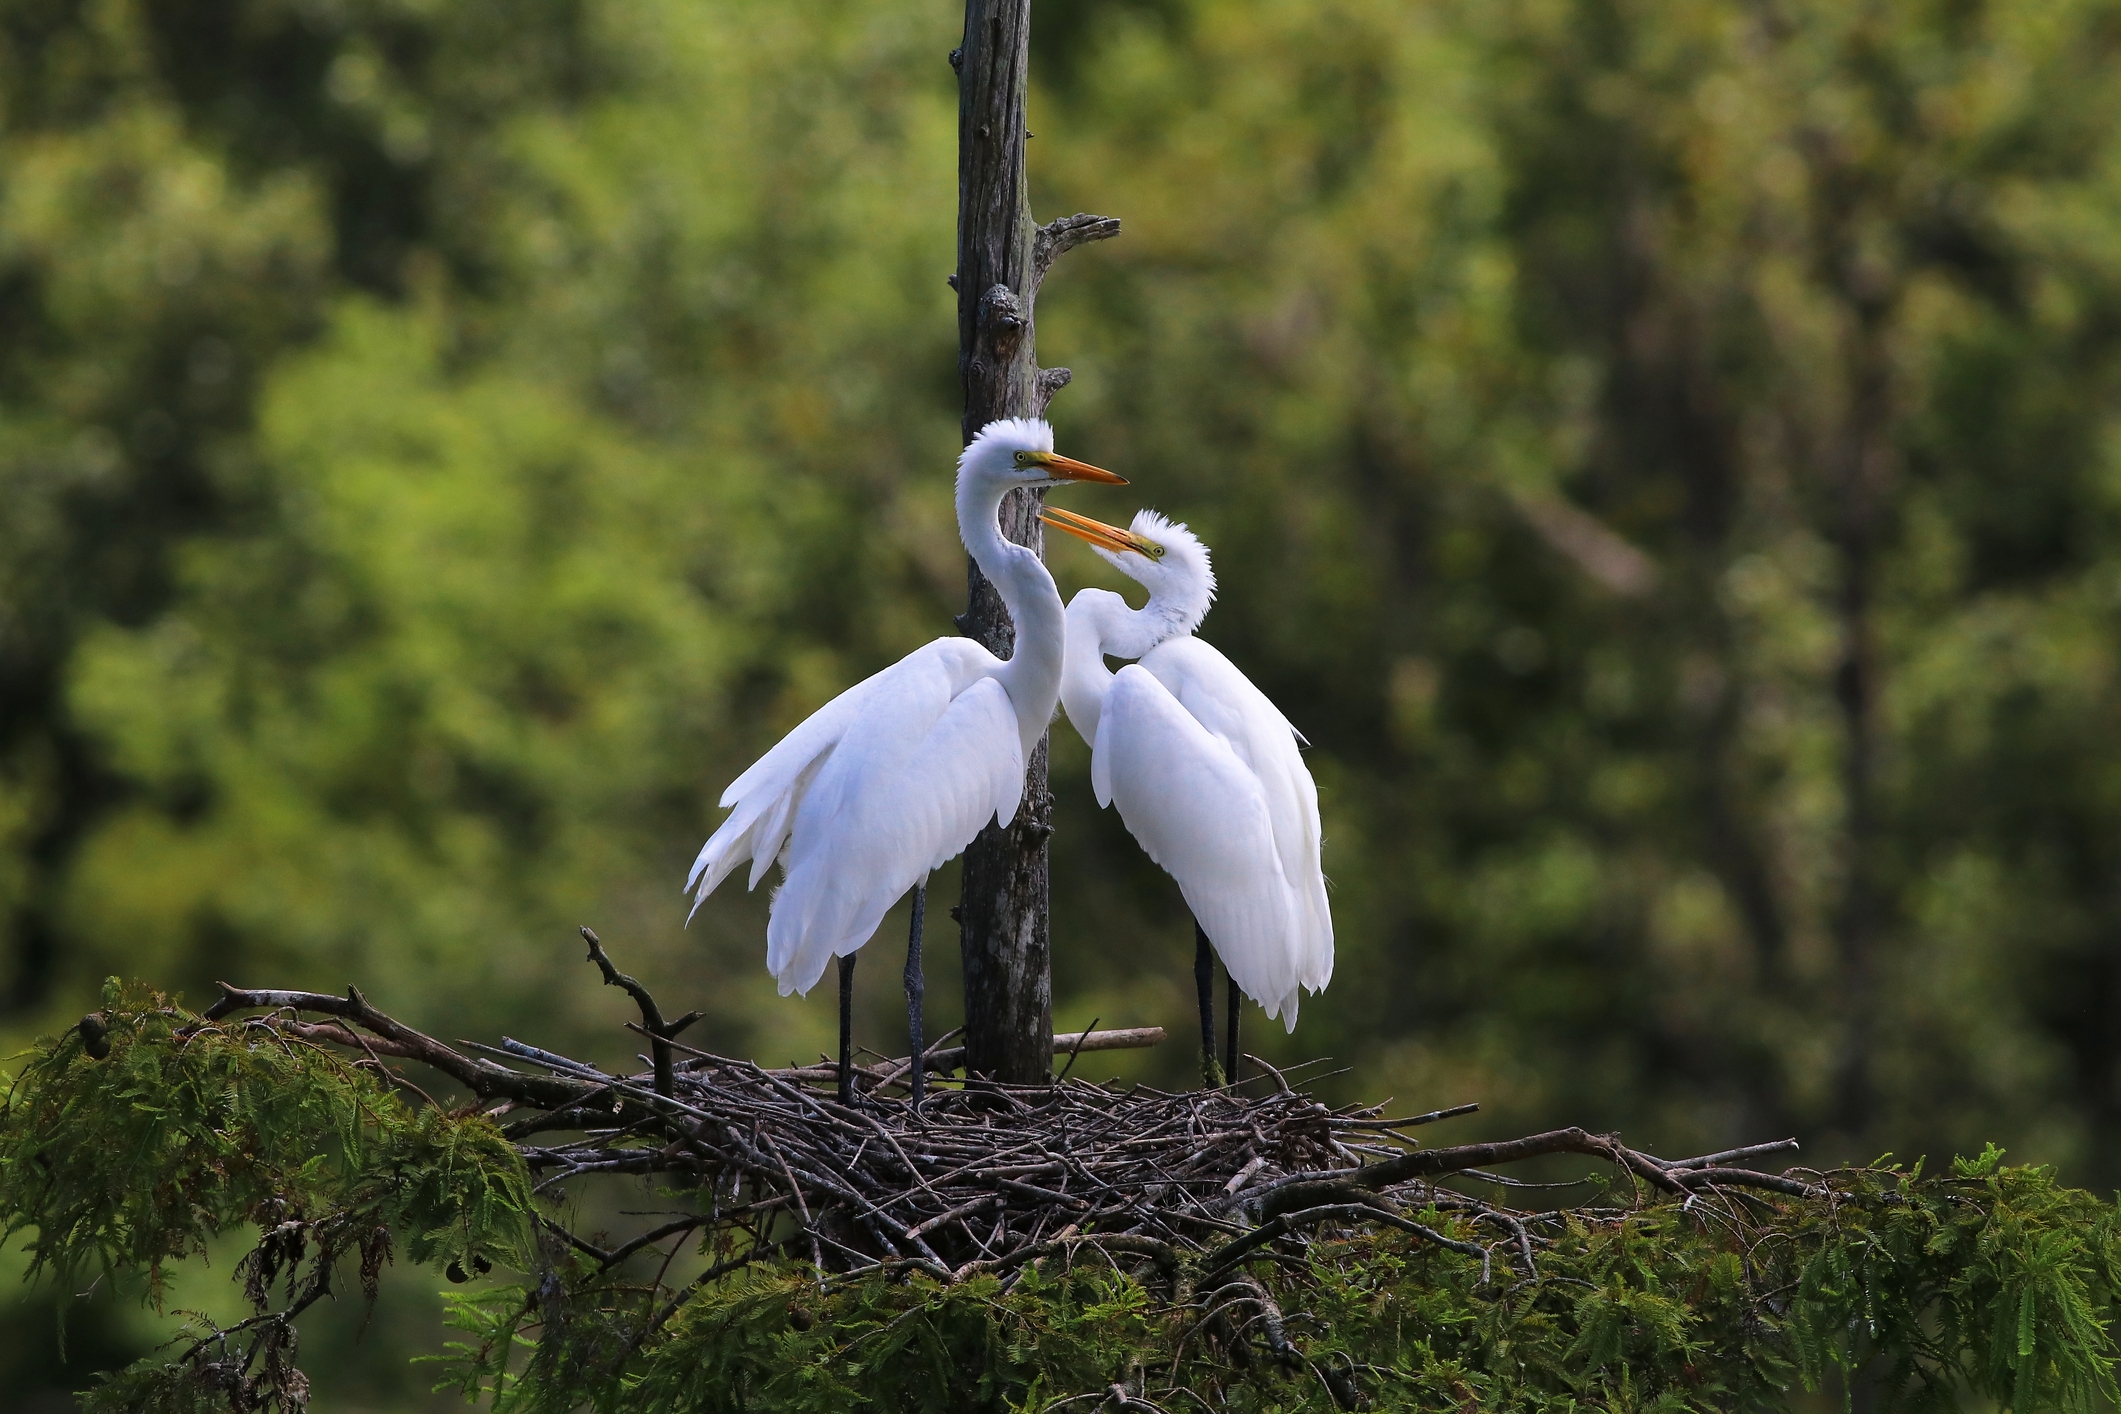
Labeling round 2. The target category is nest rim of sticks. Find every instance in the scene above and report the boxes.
[174,929,1828,1308]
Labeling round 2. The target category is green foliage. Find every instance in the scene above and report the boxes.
[1782,1147,2121,1412]
[76,1359,232,1414]
[410,1164,2121,1413]
[0,981,530,1302]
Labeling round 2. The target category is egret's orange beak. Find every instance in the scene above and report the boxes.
[1024,450,1127,485]
[1041,506,1163,557]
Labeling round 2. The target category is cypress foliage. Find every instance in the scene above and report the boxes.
[7,987,2121,1410]
[425,1150,2121,1412]
[0,982,531,1410]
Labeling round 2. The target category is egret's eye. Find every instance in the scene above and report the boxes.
[1013,451,1030,466]
[1147,543,1166,560]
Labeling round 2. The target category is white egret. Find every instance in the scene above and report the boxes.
[686,419,1123,1104]
[1044,506,1332,1085]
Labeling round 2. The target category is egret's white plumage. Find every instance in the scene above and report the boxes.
[689,419,1121,996]
[1050,508,1333,1030]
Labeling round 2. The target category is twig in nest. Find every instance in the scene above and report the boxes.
[579,926,702,1098]
[1056,1018,1099,1083]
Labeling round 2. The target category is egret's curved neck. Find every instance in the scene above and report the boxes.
[1102,589,1194,660]
[1061,584,1195,748]
[1059,592,1121,748]
[958,475,1065,759]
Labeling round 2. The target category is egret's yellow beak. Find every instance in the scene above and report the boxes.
[1041,506,1164,558]
[1022,450,1127,485]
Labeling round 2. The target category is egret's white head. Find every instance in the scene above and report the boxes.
[1042,506,1217,638]
[957,417,1126,493]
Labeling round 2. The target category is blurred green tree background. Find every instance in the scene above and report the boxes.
[7,0,2121,1403]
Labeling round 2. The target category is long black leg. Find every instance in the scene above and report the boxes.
[837,953,858,1107]
[1225,973,1242,1086]
[904,880,928,1108]
[1195,922,1222,1088]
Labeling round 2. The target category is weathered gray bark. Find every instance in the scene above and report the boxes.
[952,0,1116,1083]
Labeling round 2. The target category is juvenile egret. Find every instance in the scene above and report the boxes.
[688,420,1124,1104]
[1044,506,1332,1085]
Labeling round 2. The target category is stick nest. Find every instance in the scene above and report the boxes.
[191,929,1822,1299]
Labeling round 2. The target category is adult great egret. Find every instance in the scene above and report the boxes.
[687,420,1124,1104]
[1044,506,1332,1085]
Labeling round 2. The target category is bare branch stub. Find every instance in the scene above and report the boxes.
[1034,366,1072,416]
[1031,212,1120,295]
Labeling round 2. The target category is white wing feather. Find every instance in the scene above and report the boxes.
[1139,637,1334,996]
[768,674,1019,996]
[687,638,1023,996]
[1095,665,1304,1027]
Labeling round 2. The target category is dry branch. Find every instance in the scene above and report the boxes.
[580,925,701,1097]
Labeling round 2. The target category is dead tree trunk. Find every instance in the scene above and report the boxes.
[952,0,1116,1083]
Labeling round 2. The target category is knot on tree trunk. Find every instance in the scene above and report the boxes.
[978,283,1026,341]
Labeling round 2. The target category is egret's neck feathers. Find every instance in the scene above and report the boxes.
[1088,509,1217,657]
[956,423,1067,761]
[1059,588,1134,747]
